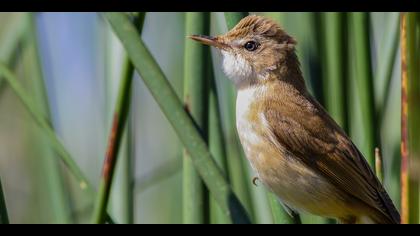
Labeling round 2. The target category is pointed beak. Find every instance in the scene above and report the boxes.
[189,35,228,49]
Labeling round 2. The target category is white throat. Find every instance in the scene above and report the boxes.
[221,51,256,88]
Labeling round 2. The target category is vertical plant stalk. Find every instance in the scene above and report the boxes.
[25,12,72,224]
[208,53,231,224]
[121,118,134,224]
[105,12,251,224]
[375,12,400,120]
[0,63,115,224]
[182,12,209,224]
[350,12,377,167]
[0,178,9,224]
[323,12,347,129]
[400,12,409,224]
[224,12,248,30]
[92,13,145,224]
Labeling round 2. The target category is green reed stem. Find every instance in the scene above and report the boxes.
[182,12,209,224]
[323,12,347,129]
[224,12,248,30]
[350,12,377,167]
[375,12,400,117]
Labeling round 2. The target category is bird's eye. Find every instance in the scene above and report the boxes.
[244,41,258,51]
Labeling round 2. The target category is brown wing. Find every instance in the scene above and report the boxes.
[262,94,400,223]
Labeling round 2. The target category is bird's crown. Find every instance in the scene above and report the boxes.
[225,15,296,45]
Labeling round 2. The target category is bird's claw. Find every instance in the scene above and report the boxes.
[252,176,260,186]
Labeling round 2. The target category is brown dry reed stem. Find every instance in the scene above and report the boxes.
[92,12,145,224]
[400,12,409,224]
[405,12,420,224]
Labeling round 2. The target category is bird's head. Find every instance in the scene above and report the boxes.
[190,15,297,89]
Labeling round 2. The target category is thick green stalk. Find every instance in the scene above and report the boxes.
[271,12,322,100]
[0,62,115,223]
[25,13,72,224]
[375,12,400,116]
[0,178,9,224]
[208,52,231,224]
[224,12,248,30]
[92,13,145,224]
[322,12,347,129]
[182,12,209,224]
[350,13,377,167]
[105,12,251,224]
[373,13,399,191]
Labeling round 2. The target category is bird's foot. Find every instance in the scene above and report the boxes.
[252,176,260,186]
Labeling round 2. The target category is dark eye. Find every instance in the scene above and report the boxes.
[244,41,258,51]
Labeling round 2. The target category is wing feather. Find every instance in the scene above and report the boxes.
[262,94,400,223]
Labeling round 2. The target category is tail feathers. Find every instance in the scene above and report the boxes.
[358,211,400,224]
[340,210,400,224]
[376,187,401,223]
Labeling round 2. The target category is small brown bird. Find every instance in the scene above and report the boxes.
[190,15,400,224]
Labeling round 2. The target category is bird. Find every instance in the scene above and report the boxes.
[189,15,400,224]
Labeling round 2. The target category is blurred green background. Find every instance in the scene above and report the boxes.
[0,12,414,224]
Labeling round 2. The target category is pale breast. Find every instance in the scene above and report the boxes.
[235,86,267,164]
[235,86,352,218]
